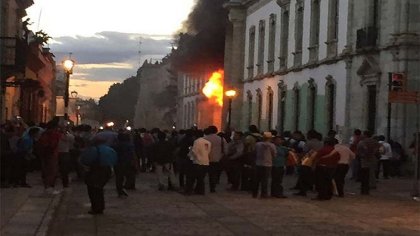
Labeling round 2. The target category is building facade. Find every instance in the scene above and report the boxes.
[176,71,223,130]
[1,0,57,123]
[224,0,420,146]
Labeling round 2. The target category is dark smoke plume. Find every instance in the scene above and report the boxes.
[172,0,228,72]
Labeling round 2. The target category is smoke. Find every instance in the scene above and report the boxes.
[172,0,228,72]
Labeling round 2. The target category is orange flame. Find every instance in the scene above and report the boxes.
[202,70,224,106]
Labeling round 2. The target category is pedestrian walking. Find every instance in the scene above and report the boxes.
[81,138,117,215]
[152,131,178,191]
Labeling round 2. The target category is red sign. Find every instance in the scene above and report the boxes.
[388,91,420,104]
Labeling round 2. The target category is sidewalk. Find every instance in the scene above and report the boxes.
[47,173,420,236]
[0,172,63,236]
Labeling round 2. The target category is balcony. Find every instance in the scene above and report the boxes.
[1,37,28,79]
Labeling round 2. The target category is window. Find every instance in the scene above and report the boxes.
[247,26,256,79]
[247,91,253,126]
[309,0,320,62]
[367,85,377,132]
[277,82,287,133]
[257,20,266,75]
[308,79,317,130]
[267,87,274,130]
[268,14,276,73]
[293,84,301,131]
[326,77,336,132]
[279,7,290,70]
[294,0,304,67]
[327,0,339,57]
[256,89,262,129]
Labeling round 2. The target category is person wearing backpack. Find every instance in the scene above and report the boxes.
[242,125,262,191]
[376,135,392,179]
[204,125,227,193]
[81,138,117,215]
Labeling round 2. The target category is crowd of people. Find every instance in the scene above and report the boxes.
[1,116,418,215]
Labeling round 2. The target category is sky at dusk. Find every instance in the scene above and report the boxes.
[26,0,195,99]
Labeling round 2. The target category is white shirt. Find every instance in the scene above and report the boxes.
[379,141,393,160]
[190,137,211,166]
[335,144,356,165]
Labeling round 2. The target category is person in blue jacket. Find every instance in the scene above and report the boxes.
[80,138,117,215]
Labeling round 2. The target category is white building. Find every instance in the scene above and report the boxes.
[224,0,420,146]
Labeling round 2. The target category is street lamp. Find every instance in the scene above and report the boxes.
[225,89,237,130]
[63,59,75,120]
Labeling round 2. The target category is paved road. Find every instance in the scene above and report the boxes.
[48,173,420,236]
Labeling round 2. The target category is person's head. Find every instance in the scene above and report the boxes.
[378,135,386,142]
[354,129,362,136]
[203,128,211,136]
[46,120,58,130]
[28,127,40,137]
[327,130,337,138]
[263,131,273,141]
[196,129,205,138]
[233,131,243,141]
[282,131,291,138]
[363,130,373,138]
[248,125,259,133]
[324,138,336,147]
[157,131,166,141]
[273,136,285,146]
[118,132,131,142]
[208,125,218,134]
[270,130,278,137]
[306,129,318,140]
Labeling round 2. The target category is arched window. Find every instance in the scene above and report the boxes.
[256,89,263,130]
[325,76,336,132]
[257,20,266,75]
[247,90,253,126]
[293,83,301,131]
[277,81,287,133]
[308,79,317,130]
[267,87,274,130]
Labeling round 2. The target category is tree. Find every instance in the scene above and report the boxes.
[34,30,52,46]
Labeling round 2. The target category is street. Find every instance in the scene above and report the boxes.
[45,173,420,236]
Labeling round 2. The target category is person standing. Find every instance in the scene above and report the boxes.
[271,136,289,198]
[38,121,62,194]
[57,125,75,188]
[357,130,380,195]
[204,126,227,193]
[13,127,40,187]
[313,138,340,200]
[242,125,262,191]
[152,131,177,191]
[81,139,117,215]
[322,142,355,197]
[185,129,211,195]
[253,132,276,198]
[226,131,244,191]
[350,129,362,181]
[377,135,392,179]
[114,132,137,197]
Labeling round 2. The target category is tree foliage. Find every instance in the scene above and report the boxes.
[98,76,139,125]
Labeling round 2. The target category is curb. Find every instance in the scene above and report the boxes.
[34,191,65,236]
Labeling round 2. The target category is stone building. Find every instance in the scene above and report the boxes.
[176,71,222,130]
[224,0,420,145]
[133,59,177,130]
[1,0,57,123]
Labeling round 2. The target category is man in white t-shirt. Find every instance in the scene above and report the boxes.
[377,135,392,179]
[184,129,211,195]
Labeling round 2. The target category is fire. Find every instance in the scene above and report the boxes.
[202,70,224,106]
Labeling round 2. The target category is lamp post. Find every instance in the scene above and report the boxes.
[63,59,75,120]
[225,89,237,130]
[71,90,79,125]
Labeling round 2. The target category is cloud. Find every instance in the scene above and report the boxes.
[50,31,172,65]
[49,31,173,98]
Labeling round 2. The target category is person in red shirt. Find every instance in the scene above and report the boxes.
[313,138,340,200]
[38,120,62,194]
